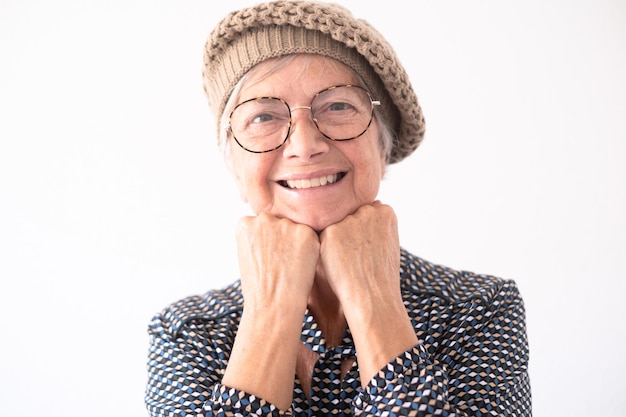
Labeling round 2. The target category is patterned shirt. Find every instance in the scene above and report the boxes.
[145,249,531,416]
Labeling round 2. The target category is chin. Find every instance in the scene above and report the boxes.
[295,212,348,233]
[278,202,361,231]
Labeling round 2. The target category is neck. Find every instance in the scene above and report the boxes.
[307,273,347,347]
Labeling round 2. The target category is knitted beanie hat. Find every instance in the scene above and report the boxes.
[202,0,425,164]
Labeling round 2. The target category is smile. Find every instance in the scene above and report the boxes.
[279,173,345,189]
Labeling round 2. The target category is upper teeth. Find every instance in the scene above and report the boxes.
[286,174,339,189]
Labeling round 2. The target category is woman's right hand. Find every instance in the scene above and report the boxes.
[236,211,320,314]
[223,212,320,410]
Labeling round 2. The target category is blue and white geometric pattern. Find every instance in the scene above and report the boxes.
[145,248,531,416]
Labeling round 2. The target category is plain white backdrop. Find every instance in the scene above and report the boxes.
[1,0,624,416]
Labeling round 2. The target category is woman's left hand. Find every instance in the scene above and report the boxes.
[318,201,418,384]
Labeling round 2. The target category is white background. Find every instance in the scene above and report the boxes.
[1,0,624,416]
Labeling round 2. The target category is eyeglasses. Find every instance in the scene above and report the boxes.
[227,84,380,153]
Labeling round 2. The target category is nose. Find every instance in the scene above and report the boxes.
[282,106,329,160]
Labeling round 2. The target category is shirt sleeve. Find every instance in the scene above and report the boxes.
[204,384,290,416]
[145,312,289,417]
[353,279,531,416]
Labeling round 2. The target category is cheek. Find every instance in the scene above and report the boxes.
[353,154,385,200]
[364,142,386,178]
[231,151,274,205]
[231,167,249,203]
[230,153,254,203]
[379,155,387,179]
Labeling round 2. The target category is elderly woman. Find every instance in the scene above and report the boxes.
[145,1,531,416]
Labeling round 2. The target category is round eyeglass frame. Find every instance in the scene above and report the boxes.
[226,84,381,153]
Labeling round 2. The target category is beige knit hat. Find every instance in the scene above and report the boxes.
[202,0,425,164]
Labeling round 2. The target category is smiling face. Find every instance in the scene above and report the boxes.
[228,54,386,232]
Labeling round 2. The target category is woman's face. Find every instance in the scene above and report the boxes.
[229,54,386,232]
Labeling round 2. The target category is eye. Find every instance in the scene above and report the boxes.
[314,98,359,118]
[231,98,289,131]
[327,101,354,112]
[312,86,368,118]
[250,112,278,124]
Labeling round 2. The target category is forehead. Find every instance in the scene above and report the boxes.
[238,54,361,101]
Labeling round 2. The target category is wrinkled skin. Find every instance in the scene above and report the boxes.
[222,54,417,410]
